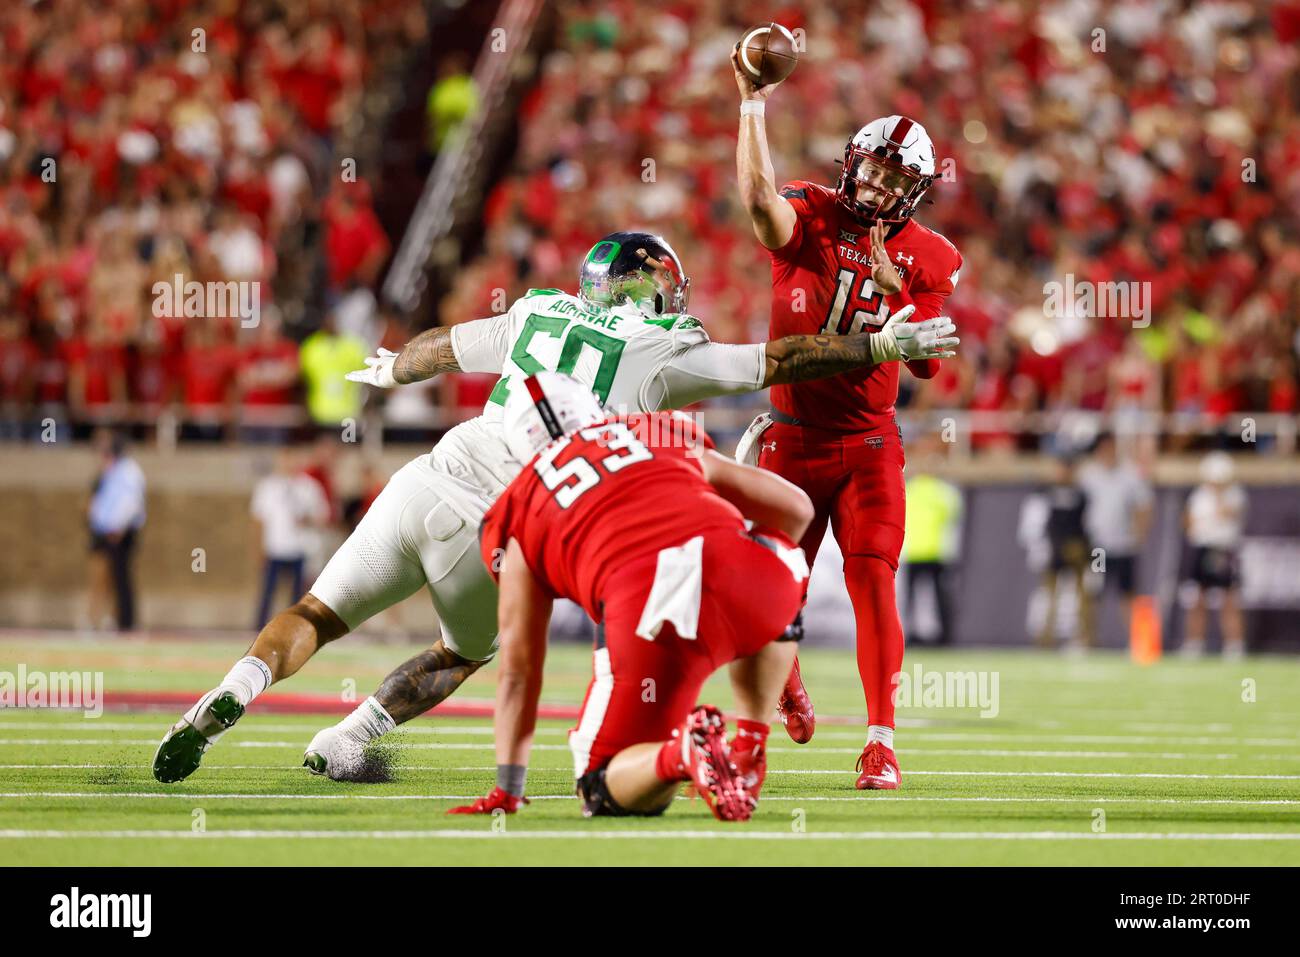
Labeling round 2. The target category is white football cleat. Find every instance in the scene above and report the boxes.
[303,724,367,781]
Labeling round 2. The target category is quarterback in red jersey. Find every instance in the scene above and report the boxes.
[452,372,813,821]
[732,48,964,789]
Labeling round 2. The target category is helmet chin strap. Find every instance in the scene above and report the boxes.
[848,195,911,229]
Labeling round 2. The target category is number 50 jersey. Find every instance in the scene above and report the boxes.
[453,289,766,421]
[426,289,767,526]
[479,413,744,620]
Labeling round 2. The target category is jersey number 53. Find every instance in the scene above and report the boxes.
[534,422,652,509]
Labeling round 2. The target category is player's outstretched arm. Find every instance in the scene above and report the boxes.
[392,325,461,384]
[732,48,796,250]
[701,449,813,541]
[344,326,462,388]
[446,537,546,816]
[762,306,959,385]
[492,538,553,775]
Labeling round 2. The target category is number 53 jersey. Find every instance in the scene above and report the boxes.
[479,414,744,620]
[768,180,963,433]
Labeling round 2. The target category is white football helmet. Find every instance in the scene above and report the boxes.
[836,115,937,224]
[502,371,607,465]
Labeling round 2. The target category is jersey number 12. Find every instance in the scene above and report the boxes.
[821,269,887,336]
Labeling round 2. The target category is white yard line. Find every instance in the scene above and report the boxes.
[3,723,1296,748]
[1,791,1297,806]
[5,737,1298,761]
[765,769,1300,780]
[0,739,571,750]
[0,791,573,801]
[3,762,1299,781]
[1,828,1297,841]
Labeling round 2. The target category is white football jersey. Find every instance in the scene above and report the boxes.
[423,289,766,524]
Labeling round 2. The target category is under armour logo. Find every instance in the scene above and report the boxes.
[762,441,777,453]
[895,252,915,265]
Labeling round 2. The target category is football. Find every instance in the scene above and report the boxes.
[736,22,798,87]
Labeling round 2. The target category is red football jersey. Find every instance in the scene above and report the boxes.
[479,413,743,619]
[768,180,963,432]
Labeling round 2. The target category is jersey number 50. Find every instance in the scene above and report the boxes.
[534,422,652,509]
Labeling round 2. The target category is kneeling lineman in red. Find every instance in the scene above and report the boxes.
[450,372,812,821]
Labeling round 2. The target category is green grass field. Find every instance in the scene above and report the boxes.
[2,635,1298,865]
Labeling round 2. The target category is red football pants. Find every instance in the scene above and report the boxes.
[569,526,805,777]
[758,419,907,727]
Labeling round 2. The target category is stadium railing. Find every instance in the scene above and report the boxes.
[5,403,1294,458]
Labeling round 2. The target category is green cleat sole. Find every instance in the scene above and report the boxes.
[152,691,244,784]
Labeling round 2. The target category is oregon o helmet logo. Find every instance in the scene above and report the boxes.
[587,241,621,264]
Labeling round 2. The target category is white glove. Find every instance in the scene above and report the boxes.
[345,348,400,389]
[869,307,959,364]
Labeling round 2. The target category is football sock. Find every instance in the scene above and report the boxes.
[497,763,528,798]
[654,737,687,782]
[732,718,769,756]
[337,696,397,743]
[867,725,895,750]
[844,554,905,730]
[217,656,273,707]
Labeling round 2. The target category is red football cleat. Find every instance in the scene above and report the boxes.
[855,741,900,790]
[778,657,816,744]
[447,786,529,814]
[730,739,767,801]
[679,705,755,822]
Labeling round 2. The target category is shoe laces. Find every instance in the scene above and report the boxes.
[856,742,887,776]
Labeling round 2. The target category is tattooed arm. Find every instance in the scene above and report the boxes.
[763,306,958,386]
[392,325,460,384]
[344,326,461,389]
[347,313,513,389]
[374,638,487,724]
[654,306,956,405]
[763,332,878,386]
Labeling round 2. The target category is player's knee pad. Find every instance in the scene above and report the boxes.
[576,768,671,818]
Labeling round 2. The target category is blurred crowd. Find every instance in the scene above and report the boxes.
[442,0,1300,451]
[0,0,422,438]
[4,0,1299,452]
